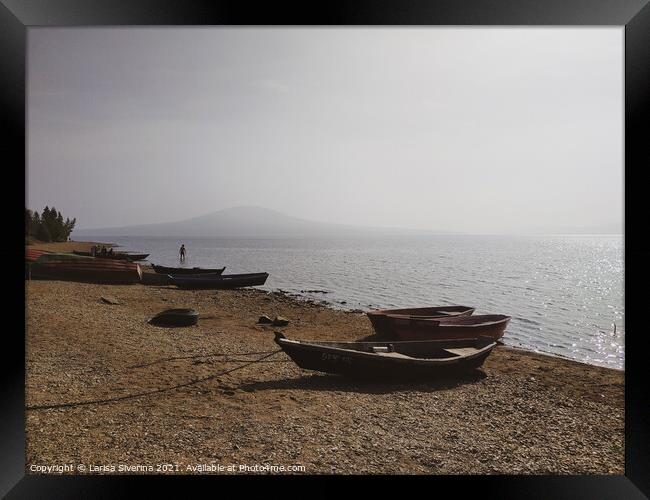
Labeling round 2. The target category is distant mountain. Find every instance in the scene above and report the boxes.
[73,206,450,238]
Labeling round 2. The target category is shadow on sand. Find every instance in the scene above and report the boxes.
[235,369,487,395]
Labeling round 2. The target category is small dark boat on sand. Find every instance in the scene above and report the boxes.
[367,305,474,337]
[148,308,199,327]
[375,314,511,342]
[168,272,269,290]
[274,332,496,379]
[122,252,150,261]
[151,264,226,275]
[73,250,150,261]
[71,250,96,257]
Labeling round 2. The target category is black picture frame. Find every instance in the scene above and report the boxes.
[3,0,648,497]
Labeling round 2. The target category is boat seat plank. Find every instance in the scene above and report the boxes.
[373,352,414,359]
[443,348,474,356]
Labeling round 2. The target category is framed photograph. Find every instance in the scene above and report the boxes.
[4,0,648,497]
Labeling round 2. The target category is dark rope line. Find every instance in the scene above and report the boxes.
[127,349,278,369]
[215,358,291,364]
[189,357,291,364]
[26,349,283,412]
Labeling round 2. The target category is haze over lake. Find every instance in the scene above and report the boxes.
[36,27,623,368]
[30,28,622,235]
[73,206,457,238]
[74,218,624,369]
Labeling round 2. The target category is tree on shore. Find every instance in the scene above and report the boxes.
[26,207,76,242]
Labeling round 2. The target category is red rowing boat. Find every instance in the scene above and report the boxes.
[25,248,52,262]
[376,314,511,341]
[367,305,475,338]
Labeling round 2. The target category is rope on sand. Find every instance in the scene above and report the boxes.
[127,349,279,369]
[26,349,283,412]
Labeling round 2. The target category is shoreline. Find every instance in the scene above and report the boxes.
[25,242,624,474]
[28,240,624,373]
[258,290,624,372]
[264,288,626,373]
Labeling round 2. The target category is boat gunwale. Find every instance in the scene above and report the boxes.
[367,305,475,317]
[168,272,269,281]
[276,337,496,366]
[387,314,511,328]
[151,264,226,275]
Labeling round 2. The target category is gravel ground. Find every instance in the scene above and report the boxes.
[25,243,623,475]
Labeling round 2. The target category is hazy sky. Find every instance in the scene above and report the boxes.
[28,28,623,233]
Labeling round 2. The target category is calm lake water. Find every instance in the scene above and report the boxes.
[94,234,624,369]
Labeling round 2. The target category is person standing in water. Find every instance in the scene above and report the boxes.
[179,244,186,262]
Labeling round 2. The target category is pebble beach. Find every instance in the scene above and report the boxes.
[25,242,624,475]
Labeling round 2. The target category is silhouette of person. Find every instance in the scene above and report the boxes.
[179,244,186,262]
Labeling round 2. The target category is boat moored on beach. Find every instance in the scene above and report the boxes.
[151,264,226,275]
[121,252,150,261]
[168,272,269,289]
[367,305,475,337]
[274,332,496,379]
[372,314,511,341]
[27,252,143,284]
[26,248,53,262]
[72,250,150,261]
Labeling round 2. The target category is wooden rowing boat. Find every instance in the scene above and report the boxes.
[25,248,52,262]
[168,272,269,290]
[274,332,496,379]
[72,250,150,261]
[367,305,474,337]
[151,264,225,275]
[375,314,511,341]
[121,252,150,261]
[28,253,142,284]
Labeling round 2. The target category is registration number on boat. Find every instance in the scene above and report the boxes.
[321,352,352,365]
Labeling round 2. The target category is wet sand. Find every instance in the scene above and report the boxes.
[25,243,624,474]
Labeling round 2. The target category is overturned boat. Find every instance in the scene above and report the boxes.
[274,332,496,379]
[148,308,199,327]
